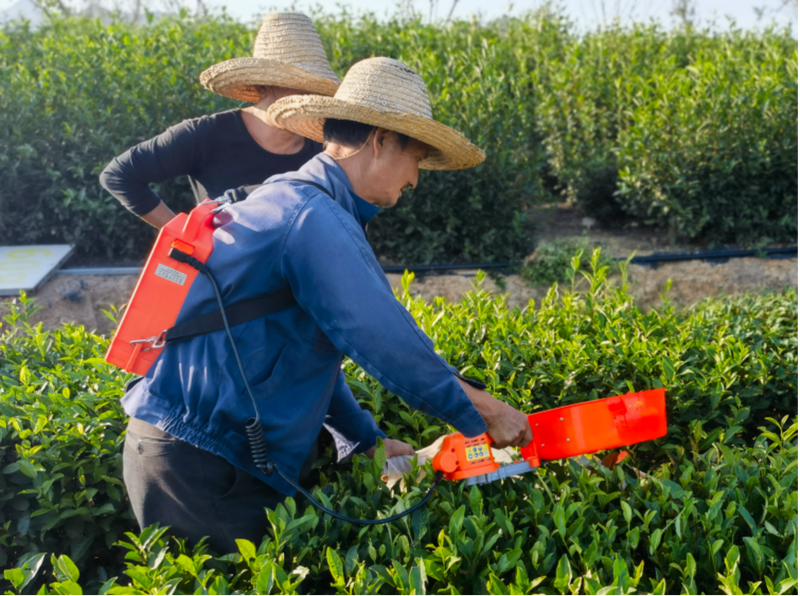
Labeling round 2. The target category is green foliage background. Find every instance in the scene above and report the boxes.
[0,10,796,264]
[1,258,797,594]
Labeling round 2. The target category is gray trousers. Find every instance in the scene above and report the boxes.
[123,417,287,554]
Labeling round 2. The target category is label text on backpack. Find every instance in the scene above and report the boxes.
[155,264,187,286]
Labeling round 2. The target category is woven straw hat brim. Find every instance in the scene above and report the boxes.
[268,95,486,170]
[200,57,340,102]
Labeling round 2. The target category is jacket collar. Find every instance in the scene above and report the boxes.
[290,153,380,229]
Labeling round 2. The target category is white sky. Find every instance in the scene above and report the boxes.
[208,0,797,30]
[0,0,796,30]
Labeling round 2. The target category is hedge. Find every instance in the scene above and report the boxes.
[7,420,798,595]
[531,22,798,243]
[0,10,796,264]
[0,12,542,265]
[614,29,798,244]
[1,254,797,593]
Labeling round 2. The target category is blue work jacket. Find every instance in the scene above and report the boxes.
[122,154,489,495]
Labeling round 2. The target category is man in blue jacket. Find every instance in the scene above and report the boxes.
[121,57,533,553]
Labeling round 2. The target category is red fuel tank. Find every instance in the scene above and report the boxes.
[105,201,217,375]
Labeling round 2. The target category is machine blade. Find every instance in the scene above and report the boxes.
[464,460,537,486]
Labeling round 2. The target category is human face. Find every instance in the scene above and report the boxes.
[254,86,309,106]
[370,133,429,208]
[271,87,310,100]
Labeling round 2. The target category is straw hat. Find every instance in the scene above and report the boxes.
[200,13,340,102]
[266,57,486,170]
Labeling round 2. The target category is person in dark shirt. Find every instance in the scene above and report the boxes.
[99,13,340,229]
[100,13,343,495]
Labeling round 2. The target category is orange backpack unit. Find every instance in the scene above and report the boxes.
[104,200,218,375]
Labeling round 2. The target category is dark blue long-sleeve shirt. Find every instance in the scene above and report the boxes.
[122,153,488,496]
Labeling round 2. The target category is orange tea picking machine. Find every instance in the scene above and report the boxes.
[432,389,667,485]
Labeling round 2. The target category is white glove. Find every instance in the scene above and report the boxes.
[381,435,517,491]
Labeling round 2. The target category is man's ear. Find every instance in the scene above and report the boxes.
[372,128,390,159]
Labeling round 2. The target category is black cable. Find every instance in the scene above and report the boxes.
[58,245,798,278]
[275,466,443,525]
[382,262,519,273]
[169,247,442,525]
[379,246,798,274]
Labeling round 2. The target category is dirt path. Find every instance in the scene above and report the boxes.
[2,256,795,338]
[3,204,795,336]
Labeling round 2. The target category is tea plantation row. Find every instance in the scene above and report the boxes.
[0,10,796,264]
[1,258,797,594]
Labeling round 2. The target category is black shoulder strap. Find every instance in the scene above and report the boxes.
[232,178,333,202]
[163,179,333,345]
[164,287,297,344]
[282,178,333,199]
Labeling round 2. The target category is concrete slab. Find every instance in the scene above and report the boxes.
[0,245,74,296]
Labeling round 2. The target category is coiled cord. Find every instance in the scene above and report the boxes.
[245,417,274,475]
[170,247,442,525]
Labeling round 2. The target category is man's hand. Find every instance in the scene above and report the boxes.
[456,378,533,449]
[364,438,415,460]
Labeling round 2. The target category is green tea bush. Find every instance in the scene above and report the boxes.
[374,257,797,451]
[0,12,545,265]
[0,15,250,262]
[616,31,798,244]
[6,420,798,595]
[315,14,548,264]
[519,239,618,285]
[530,23,689,220]
[1,254,797,593]
[1,10,796,265]
[532,24,798,242]
[530,21,639,210]
[0,296,134,577]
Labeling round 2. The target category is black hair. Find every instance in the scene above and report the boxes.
[323,118,410,149]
